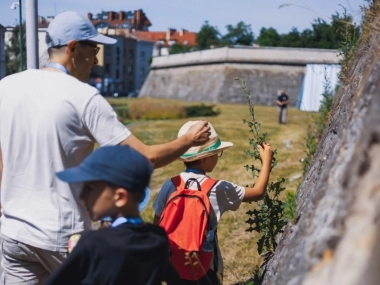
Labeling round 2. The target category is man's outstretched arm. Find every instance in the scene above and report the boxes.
[120,121,210,168]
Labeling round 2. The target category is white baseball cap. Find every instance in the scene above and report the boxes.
[46,11,117,48]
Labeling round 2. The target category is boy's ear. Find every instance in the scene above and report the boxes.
[114,188,128,208]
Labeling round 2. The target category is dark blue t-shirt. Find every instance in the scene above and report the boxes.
[277,94,289,107]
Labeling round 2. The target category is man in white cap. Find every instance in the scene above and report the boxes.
[0,11,210,283]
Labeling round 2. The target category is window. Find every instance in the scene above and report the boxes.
[140,51,145,59]
[140,67,145,76]
[127,66,133,75]
[123,48,127,57]
[128,49,134,58]
[116,47,120,55]
[116,69,120,79]
[95,22,109,29]
[105,64,110,73]
[122,22,132,29]
[129,80,133,91]
[123,64,126,75]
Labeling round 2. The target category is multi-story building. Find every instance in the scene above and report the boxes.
[88,10,151,31]
[132,29,197,56]
[0,25,6,79]
[89,33,153,96]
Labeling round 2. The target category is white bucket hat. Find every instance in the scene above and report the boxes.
[178,121,233,162]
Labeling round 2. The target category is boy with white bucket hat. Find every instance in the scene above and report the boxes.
[153,121,273,284]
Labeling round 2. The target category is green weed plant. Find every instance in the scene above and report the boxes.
[235,78,287,283]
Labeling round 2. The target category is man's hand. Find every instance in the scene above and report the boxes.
[185,121,211,146]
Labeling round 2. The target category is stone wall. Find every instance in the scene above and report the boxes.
[261,6,380,285]
[140,63,304,106]
[140,46,339,106]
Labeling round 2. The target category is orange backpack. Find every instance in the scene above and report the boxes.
[159,176,218,281]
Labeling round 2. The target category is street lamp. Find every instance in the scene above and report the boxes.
[10,1,24,71]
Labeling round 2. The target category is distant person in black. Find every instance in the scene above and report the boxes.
[45,145,180,285]
[275,89,290,124]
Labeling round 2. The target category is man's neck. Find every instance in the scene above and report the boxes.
[46,58,72,75]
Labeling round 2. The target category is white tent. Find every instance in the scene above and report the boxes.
[297,64,341,112]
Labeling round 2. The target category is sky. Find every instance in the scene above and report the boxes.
[0,0,366,36]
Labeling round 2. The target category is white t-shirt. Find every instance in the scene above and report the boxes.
[0,70,131,251]
[153,171,245,273]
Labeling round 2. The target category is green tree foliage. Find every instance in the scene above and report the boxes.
[196,21,221,50]
[257,11,360,49]
[280,28,303,47]
[168,43,193,54]
[6,25,26,75]
[256,27,281,46]
[222,21,254,46]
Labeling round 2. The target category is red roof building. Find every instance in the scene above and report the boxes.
[88,10,151,31]
[131,29,197,47]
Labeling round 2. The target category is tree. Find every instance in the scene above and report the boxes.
[257,27,281,47]
[222,21,254,46]
[6,25,26,75]
[196,21,221,50]
[280,28,303,47]
[168,43,193,54]
[256,10,359,49]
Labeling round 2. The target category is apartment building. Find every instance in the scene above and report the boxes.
[132,29,197,56]
[88,10,151,31]
[89,33,153,96]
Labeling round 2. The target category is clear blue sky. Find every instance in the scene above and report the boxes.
[0,0,366,36]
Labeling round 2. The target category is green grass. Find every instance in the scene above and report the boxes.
[109,97,310,284]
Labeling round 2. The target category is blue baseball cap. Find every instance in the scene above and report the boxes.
[46,11,117,48]
[56,145,153,212]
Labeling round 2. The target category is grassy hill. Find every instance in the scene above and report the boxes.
[108,97,311,284]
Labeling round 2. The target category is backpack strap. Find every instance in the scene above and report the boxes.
[171,175,185,191]
[200,178,219,195]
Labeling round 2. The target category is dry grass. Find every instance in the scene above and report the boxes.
[108,97,186,120]
[108,97,311,285]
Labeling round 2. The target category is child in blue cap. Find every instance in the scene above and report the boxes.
[45,145,179,285]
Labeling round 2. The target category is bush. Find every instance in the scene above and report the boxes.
[129,102,186,120]
[109,100,221,123]
[184,104,220,117]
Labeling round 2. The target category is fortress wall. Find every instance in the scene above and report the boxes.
[140,46,339,105]
[140,63,305,106]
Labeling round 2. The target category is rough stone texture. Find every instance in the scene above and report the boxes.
[140,64,304,106]
[261,11,380,285]
[150,46,339,68]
